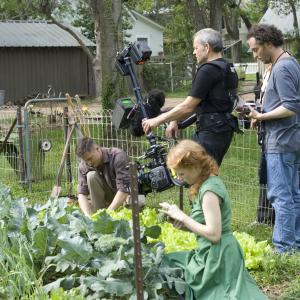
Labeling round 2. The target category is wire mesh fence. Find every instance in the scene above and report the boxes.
[0,100,267,229]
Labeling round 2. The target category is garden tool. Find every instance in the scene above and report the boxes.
[0,117,17,153]
[65,93,89,138]
[50,124,75,198]
[75,94,90,137]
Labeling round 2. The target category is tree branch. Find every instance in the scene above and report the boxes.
[48,14,95,63]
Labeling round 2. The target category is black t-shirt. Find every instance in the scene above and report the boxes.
[189,58,233,114]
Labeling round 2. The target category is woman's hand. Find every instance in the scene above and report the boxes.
[159,202,186,223]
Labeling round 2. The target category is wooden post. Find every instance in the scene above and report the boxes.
[129,162,144,300]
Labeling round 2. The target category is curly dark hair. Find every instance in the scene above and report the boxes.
[247,24,284,47]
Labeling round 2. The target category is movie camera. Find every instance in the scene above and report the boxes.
[112,42,184,195]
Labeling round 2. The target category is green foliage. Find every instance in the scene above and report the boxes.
[277,276,300,299]
[49,288,85,300]
[288,38,300,59]
[71,0,95,43]
[95,207,272,270]
[269,0,299,15]
[101,78,117,109]
[0,183,185,299]
[241,0,269,24]
[233,232,271,270]
[142,63,171,91]
[240,44,252,60]
[0,0,37,19]
[0,0,73,20]
[251,252,300,286]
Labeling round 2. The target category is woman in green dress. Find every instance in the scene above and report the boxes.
[160,139,268,300]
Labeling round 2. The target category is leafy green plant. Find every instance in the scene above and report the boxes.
[0,183,184,299]
[95,207,271,270]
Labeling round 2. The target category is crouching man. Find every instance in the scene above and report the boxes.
[76,137,130,216]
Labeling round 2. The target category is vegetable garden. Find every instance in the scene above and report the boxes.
[0,102,300,299]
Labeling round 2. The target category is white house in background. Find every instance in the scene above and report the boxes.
[126,10,164,57]
[260,7,300,36]
[257,7,300,74]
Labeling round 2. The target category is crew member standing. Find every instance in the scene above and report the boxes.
[142,28,240,165]
[247,24,300,253]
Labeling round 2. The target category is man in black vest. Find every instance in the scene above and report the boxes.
[142,28,239,165]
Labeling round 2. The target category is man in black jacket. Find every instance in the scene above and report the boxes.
[142,28,239,165]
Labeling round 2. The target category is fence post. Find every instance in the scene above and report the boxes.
[170,62,174,92]
[129,162,144,300]
[17,107,26,184]
[23,102,32,192]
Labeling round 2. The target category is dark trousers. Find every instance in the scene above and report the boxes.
[193,129,234,166]
[257,152,275,225]
[257,184,275,225]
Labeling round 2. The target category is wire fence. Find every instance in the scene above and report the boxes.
[0,101,266,229]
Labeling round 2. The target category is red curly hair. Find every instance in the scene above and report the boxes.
[167,140,219,199]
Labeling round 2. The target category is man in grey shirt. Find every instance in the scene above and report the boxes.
[76,137,130,216]
[247,24,300,253]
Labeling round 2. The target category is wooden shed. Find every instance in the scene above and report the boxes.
[0,20,95,105]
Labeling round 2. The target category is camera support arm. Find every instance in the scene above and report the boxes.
[124,56,157,147]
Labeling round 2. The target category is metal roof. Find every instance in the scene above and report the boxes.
[0,21,95,47]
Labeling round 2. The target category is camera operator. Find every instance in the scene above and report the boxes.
[142,28,240,166]
[76,137,130,216]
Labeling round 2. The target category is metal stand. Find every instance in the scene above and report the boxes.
[124,57,157,148]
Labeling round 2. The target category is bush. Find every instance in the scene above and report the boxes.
[142,63,171,91]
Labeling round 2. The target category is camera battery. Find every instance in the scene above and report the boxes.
[112,98,135,129]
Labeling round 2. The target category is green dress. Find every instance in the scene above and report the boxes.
[164,176,268,300]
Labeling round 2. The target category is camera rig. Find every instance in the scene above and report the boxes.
[113,41,183,195]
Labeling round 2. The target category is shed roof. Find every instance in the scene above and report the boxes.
[260,8,300,34]
[0,20,95,47]
[127,9,164,31]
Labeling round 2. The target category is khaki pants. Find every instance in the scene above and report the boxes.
[87,171,115,212]
[87,171,145,212]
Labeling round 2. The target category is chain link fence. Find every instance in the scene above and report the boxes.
[0,100,265,228]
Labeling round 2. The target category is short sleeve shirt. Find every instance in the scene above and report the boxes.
[189,58,233,114]
[77,147,130,195]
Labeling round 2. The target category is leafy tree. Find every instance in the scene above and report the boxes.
[235,0,269,30]
[0,0,124,108]
[0,0,41,19]
[269,0,300,58]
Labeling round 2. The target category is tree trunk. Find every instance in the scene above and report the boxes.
[90,0,123,108]
[224,8,241,62]
[289,0,300,58]
[209,0,223,31]
[185,0,207,30]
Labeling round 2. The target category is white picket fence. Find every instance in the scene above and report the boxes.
[234,62,258,74]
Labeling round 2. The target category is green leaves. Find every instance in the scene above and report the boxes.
[233,231,271,270]
[57,234,94,263]
[0,183,185,298]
